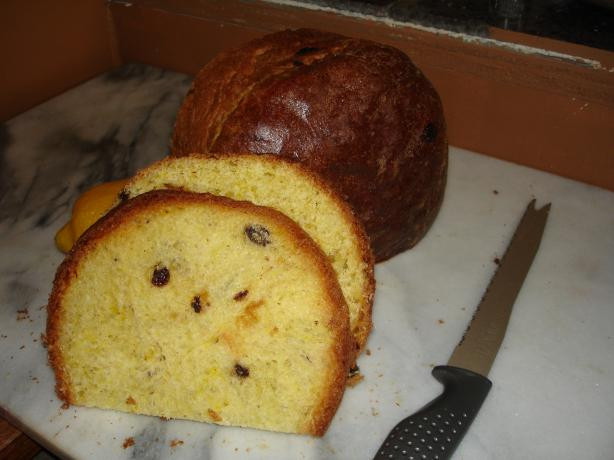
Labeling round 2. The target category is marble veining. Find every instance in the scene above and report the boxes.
[0,63,191,230]
[1,63,614,460]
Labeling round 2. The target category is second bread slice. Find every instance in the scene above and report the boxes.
[120,154,375,355]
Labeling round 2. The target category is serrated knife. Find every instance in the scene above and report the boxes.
[373,199,551,460]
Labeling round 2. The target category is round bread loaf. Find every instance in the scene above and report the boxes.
[47,190,351,436]
[119,154,374,356]
[171,28,448,261]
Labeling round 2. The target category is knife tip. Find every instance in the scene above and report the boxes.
[540,202,552,213]
[527,199,551,214]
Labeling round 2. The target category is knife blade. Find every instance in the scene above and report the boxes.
[373,199,551,460]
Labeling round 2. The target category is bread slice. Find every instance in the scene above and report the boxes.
[47,190,351,436]
[119,154,374,356]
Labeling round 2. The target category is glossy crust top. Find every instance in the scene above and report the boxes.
[172,28,448,261]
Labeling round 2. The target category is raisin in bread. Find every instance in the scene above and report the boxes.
[171,28,448,262]
[47,190,351,436]
[119,154,374,356]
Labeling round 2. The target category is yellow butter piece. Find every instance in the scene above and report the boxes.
[55,179,129,253]
[55,221,75,253]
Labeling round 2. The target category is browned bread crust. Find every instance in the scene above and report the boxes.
[47,189,352,436]
[172,28,448,262]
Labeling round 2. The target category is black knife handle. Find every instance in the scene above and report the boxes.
[373,366,492,460]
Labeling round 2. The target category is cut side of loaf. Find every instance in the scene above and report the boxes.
[119,154,374,356]
[47,190,351,436]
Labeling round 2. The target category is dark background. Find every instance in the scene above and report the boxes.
[300,0,614,51]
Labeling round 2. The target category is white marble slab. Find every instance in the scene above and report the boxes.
[1,64,613,460]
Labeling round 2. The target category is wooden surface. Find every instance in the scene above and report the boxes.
[108,0,614,191]
[0,0,119,122]
[0,415,41,460]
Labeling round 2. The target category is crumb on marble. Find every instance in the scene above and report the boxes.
[347,364,363,387]
[17,308,29,320]
[170,439,184,448]
[122,437,135,449]
[347,372,364,387]
[365,348,371,356]
[438,319,445,325]
[493,189,499,195]
[494,257,501,265]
